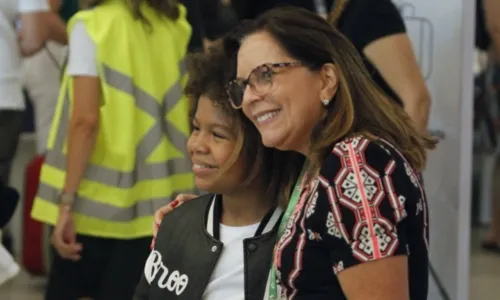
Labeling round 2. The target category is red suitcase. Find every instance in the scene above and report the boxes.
[22,155,51,276]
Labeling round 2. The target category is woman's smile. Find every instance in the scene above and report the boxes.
[254,109,282,126]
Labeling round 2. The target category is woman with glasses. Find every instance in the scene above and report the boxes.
[227,8,434,299]
[154,7,434,300]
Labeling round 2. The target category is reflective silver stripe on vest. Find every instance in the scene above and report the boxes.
[39,61,194,220]
[44,61,192,189]
[37,183,194,221]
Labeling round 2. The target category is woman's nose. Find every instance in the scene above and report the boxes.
[242,84,263,108]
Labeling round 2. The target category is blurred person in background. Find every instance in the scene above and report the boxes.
[202,0,239,45]
[231,0,320,20]
[177,0,237,51]
[178,0,207,52]
[23,0,79,155]
[0,186,20,286]
[197,0,318,45]
[483,0,500,62]
[1,0,65,283]
[179,0,317,50]
[0,0,67,254]
[327,0,431,133]
[177,0,232,52]
[0,0,66,191]
[29,0,195,298]
[479,0,500,253]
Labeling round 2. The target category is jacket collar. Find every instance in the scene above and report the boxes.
[206,194,283,239]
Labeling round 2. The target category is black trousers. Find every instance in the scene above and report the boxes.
[0,110,24,185]
[45,234,151,300]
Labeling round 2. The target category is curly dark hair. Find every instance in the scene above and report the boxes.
[185,42,304,206]
[185,41,238,123]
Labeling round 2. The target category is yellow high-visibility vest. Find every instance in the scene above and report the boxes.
[31,0,195,239]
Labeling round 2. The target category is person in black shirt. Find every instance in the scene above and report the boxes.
[178,0,206,52]
[232,0,318,20]
[329,0,431,133]
[477,0,500,253]
[180,0,240,51]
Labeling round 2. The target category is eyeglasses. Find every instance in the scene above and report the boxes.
[225,62,302,109]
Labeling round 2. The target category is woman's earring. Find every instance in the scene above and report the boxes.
[321,99,330,106]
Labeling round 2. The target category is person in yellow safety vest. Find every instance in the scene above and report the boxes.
[30,0,195,298]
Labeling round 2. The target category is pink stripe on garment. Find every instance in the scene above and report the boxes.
[347,143,382,260]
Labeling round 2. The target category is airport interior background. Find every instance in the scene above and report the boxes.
[1,0,500,299]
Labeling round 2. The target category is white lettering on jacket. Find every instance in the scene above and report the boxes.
[144,250,189,296]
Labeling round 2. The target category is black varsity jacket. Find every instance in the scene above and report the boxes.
[133,194,282,300]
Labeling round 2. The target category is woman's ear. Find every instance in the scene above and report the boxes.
[320,63,339,101]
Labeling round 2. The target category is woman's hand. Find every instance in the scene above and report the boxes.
[150,194,198,249]
[51,204,83,261]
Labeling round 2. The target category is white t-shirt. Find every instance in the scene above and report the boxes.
[202,222,261,300]
[66,21,98,77]
[0,0,49,110]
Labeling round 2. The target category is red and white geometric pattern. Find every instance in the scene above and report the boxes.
[326,211,343,239]
[351,221,399,261]
[307,229,323,241]
[305,191,318,218]
[274,136,429,299]
[404,161,419,188]
[379,138,429,249]
[333,261,345,274]
[331,137,402,261]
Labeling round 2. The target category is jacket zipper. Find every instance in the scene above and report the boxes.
[243,240,250,300]
[196,246,222,300]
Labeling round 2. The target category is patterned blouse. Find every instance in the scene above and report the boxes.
[274,136,429,299]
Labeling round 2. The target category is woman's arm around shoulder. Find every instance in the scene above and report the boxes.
[152,194,199,238]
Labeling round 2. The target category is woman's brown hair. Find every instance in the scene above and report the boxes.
[90,0,180,23]
[185,42,304,207]
[223,7,436,172]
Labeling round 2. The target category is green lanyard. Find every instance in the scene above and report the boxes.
[267,164,308,299]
